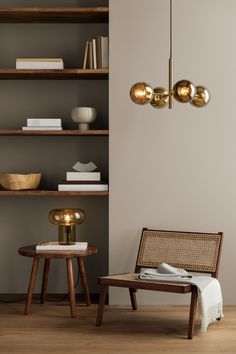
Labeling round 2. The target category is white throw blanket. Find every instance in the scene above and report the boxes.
[139,263,223,332]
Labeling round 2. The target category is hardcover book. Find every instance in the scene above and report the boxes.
[66,172,101,181]
[58,184,108,192]
[36,241,88,251]
[27,119,62,127]
[16,58,64,70]
[22,126,62,130]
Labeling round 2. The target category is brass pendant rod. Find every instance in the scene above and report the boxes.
[168,0,173,109]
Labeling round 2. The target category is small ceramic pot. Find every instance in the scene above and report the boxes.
[71,107,97,130]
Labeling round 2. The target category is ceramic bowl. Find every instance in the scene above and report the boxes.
[71,107,97,130]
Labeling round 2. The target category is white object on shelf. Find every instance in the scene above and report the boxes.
[71,107,97,130]
[16,58,64,70]
[22,126,62,130]
[36,241,88,251]
[72,161,97,172]
[66,172,101,181]
[27,118,62,127]
[58,184,108,192]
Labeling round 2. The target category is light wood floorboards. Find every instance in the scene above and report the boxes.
[0,303,235,353]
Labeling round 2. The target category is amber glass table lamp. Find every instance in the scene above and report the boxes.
[49,208,85,245]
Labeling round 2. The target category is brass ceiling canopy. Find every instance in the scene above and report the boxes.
[130,0,210,109]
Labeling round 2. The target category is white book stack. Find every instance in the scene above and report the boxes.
[16,58,64,70]
[83,36,109,70]
[22,118,62,131]
[58,171,108,192]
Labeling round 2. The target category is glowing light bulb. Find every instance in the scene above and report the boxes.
[173,80,196,103]
[64,214,71,225]
[130,82,154,105]
[179,87,189,96]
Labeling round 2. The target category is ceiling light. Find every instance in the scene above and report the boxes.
[130,0,210,109]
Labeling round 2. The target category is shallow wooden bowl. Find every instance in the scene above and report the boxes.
[0,173,42,190]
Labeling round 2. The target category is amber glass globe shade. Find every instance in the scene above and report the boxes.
[190,86,210,108]
[130,82,154,105]
[49,208,86,245]
[150,87,169,109]
[49,208,85,226]
[173,80,196,103]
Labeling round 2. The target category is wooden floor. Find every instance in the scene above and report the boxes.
[0,302,235,354]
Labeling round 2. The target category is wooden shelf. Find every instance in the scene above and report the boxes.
[0,7,109,23]
[0,130,109,136]
[0,190,109,196]
[0,69,108,80]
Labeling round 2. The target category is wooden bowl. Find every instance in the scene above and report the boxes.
[0,173,42,190]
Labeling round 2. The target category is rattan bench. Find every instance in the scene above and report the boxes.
[96,228,223,339]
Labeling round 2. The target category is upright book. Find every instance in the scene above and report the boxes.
[101,36,109,69]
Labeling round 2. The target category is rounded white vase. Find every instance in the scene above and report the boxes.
[71,107,97,130]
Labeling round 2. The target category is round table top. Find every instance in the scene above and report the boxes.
[18,244,98,259]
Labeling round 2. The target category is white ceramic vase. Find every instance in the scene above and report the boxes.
[71,107,97,130]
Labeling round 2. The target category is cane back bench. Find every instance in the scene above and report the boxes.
[96,228,223,339]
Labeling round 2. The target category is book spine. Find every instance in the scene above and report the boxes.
[101,36,109,69]
[22,126,62,130]
[58,184,108,192]
[88,42,93,69]
[27,119,62,127]
[96,37,102,69]
[66,172,101,181]
[83,41,89,69]
[92,39,97,69]
[16,61,64,69]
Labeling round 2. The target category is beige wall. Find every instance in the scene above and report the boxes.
[110,0,236,304]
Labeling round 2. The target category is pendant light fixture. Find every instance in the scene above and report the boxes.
[130,0,210,109]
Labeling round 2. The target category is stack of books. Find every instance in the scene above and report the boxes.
[22,118,62,131]
[83,36,109,70]
[58,171,108,192]
[16,58,64,70]
[36,241,88,251]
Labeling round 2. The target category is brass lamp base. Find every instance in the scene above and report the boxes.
[58,225,76,245]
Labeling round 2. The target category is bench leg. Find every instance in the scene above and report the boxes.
[40,258,50,304]
[188,287,198,339]
[66,258,76,318]
[77,257,91,306]
[96,285,107,326]
[129,288,138,310]
[24,257,39,315]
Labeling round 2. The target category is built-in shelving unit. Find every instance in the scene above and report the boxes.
[0,2,109,296]
[0,6,109,196]
[0,7,109,23]
[0,130,109,136]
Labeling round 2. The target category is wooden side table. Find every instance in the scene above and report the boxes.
[18,244,97,318]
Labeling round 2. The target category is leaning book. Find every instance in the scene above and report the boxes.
[36,242,88,251]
